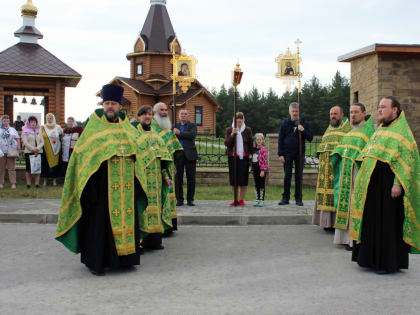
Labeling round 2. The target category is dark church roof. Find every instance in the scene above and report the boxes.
[0,43,81,87]
[117,77,157,95]
[140,3,175,52]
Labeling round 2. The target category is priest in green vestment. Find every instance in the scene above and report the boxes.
[55,84,148,276]
[133,105,174,250]
[152,102,183,233]
[312,106,351,230]
[351,97,420,274]
[330,104,375,249]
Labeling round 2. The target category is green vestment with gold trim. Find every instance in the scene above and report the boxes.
[330,116,375,229]
[349,112,420,253]
[134,122,173,236]
[315,118,351,212]
[55,109,148,255]
[151,120,183,222]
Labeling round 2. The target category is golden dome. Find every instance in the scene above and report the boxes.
[21,0,38,18]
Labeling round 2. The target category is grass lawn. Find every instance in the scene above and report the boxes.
[0,183,315,201]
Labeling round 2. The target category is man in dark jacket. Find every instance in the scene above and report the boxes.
[173,109,198,206]
[278,102,313,206]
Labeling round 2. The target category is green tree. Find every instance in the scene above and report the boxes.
[213,72,350,137]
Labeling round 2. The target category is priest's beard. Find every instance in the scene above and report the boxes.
[141,122,151,131]
[105,111,119,122]
[330,119,341,128]
[154,114,172,130]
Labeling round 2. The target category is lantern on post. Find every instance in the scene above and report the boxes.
[231,62,243,206]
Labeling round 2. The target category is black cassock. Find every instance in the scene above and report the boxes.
[79,161,143,273]
[352,161,410,273]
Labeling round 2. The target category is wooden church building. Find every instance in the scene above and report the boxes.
[0,0,81,125]
[101,0,221,134]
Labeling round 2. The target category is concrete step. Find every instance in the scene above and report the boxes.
[0,199,315,226]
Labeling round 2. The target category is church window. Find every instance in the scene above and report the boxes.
[195,106,203,126]
[136,63,143,76]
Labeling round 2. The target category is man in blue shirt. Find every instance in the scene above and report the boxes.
[173,109,198,206]
[278,102,313,206]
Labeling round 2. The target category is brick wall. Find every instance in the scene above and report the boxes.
[348,53,420,145]
[350,54,380,119]
[377,55,420,144]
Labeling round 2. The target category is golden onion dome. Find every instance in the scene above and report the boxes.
[21,0,38,18]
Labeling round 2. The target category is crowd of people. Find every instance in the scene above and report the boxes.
[312,98,419,274]
[3,84,419,276]
[0,114,84,189]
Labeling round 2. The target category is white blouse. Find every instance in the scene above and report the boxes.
[43,125,63,156]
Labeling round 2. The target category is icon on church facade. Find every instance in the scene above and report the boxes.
[173,55,197,81]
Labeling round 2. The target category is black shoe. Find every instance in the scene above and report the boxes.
[345,244,353,251]
[35,185,40,188]
[26,185,31,189]
[176,201,184,207]
[278,199,289,205]
[295,200,304,206]
[89,268,105,276]
[187,201,195,206]
[323,227,335,232]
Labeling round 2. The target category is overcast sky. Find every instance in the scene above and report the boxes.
[0,0,418,121]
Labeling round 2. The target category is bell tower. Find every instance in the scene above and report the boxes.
[127,0,181,86]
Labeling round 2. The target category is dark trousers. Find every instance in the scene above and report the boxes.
[252,164,266,201]
[282,154,303,201]
[175,153,196,202]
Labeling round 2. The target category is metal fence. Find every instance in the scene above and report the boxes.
[16,151,26,168]
[196,134,321,169]
[14,136,321,169]
[196,135,228,168]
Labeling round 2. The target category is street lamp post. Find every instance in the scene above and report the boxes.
[295,39,304,202]
[232,63,243,206]
[171,40,178,125]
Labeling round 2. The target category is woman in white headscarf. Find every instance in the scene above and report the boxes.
[41,113,63,186]
[224,112,253,206]
[0,115,20,189]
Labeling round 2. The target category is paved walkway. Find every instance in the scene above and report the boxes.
[1,224,419,315]
[0,199,315,225]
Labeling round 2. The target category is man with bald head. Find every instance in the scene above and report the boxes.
[313,106,351,231]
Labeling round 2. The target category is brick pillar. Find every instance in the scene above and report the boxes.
[267,133,283,185]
